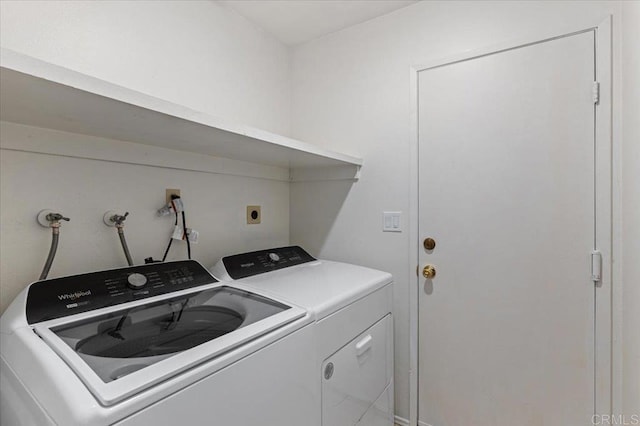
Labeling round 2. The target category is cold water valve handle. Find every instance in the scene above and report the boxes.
[46,212,70,223]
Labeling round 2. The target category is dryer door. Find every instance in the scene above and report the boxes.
[321,314,393,426]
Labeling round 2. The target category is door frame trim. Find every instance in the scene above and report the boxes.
[408,16,613,426]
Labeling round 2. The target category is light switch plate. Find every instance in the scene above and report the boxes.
[383,211,402,232]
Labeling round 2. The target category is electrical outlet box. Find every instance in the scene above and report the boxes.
[166,188,181,204]
[247,205,261,224]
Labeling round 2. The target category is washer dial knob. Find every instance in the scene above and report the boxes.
[127,273,147,289]
[268,253,280,262]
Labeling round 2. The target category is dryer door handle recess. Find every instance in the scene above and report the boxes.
[355,335,372,357]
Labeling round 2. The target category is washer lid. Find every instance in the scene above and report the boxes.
[34,284,306,406]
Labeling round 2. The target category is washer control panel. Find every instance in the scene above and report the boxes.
[222,246,316,279]
[26,260,216,324]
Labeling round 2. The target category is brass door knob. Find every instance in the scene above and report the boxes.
[422,265,436,279]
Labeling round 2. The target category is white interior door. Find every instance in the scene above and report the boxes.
[418,31,597,426]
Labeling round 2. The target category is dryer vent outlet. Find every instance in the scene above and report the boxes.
[246,206,261,224]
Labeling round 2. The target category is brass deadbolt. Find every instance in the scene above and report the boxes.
[423,237,436,250]
[422,265,436,279]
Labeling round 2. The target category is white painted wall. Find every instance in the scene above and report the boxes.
[0,1,292,312]
[289,1,628,420]
[622,0,640,418]
[0,0,291,135]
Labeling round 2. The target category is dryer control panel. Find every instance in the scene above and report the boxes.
[221,246,316,279]
[26,260,216,324]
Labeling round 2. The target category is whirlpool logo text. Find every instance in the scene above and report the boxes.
[57,290,92,301]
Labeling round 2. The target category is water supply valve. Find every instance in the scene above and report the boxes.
[104,211,129,228]
[37,210,70,228]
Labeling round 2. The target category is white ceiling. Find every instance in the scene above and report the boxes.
[220,0,418,46]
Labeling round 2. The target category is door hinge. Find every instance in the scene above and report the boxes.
[591,250,602,283]
[592,81,600,105]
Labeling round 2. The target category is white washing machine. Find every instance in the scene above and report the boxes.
[211,246,394,426]
[1,260,319,426]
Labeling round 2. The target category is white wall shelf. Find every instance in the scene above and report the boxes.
[0,48,362,182]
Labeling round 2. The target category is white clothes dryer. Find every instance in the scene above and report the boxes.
[211,246,394,426]
[1,260,318,426]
